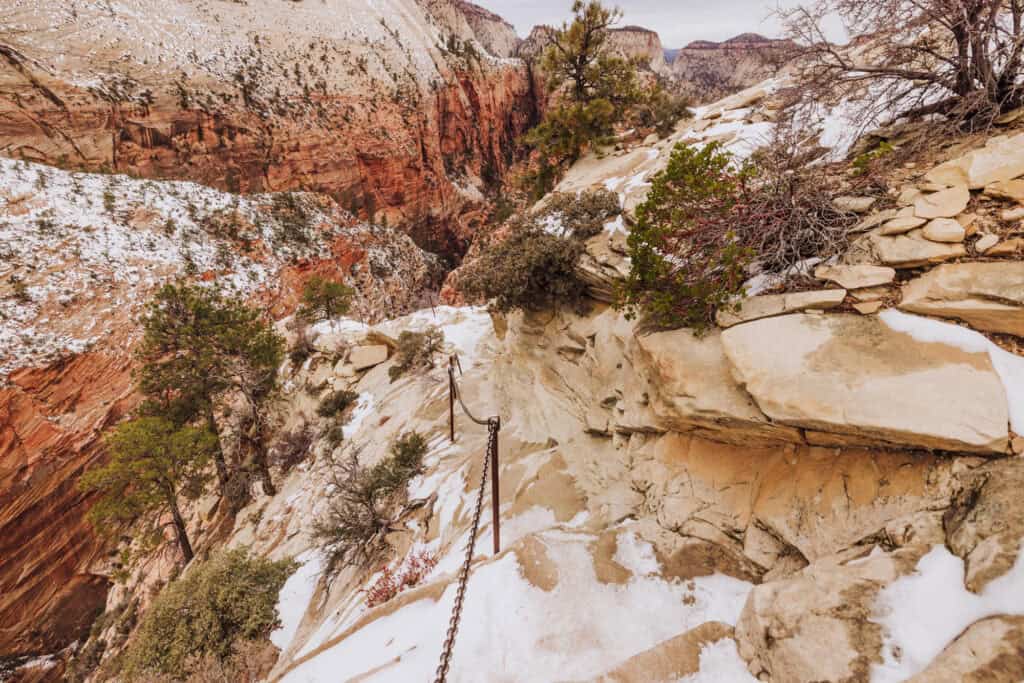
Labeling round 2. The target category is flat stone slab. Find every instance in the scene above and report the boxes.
[867,230,966,268]
[715,289,847,328]
[899,262,1024,336]
[721,313,1009,453]
[926,132,1024,189]
[914,185,970,219]
[348,344,389,370]
[814,265,895,289]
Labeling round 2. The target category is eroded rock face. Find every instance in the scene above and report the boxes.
[736,547,924,682]
[721,313,1009,454]
[899,262,1024,337]
[0,353,134,657]
[0,0,538,256]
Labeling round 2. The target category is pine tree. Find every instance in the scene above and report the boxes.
[135,283,285,502]
[80,417,216,565]
[296,274,354,321]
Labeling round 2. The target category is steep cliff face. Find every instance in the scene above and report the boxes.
[669,33,793,103]
[0,0,537,257]
[606,25,670,75]
[0,157,442,663]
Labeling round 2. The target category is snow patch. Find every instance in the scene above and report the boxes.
[677,639,760,682]
[871,543,1024,682]
[271,552,323,653]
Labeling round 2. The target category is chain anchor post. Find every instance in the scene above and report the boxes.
[489,417,500,554]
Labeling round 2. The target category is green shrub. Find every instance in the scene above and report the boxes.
[324,422,345,450]
[317,389,359,418]
[459,223,590,314]
[313,431,428,571]
[632,85,694,138]
[619,142,755,331]
[120,549,295,679]
[542,189,621,239]
[388,327,444,381]
[620,139,853,331]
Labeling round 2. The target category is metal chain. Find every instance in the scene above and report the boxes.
[433,417,499,683]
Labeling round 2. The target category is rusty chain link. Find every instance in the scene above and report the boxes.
[434,358,500,683]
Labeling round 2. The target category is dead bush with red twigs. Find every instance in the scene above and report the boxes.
[364,549,438,608]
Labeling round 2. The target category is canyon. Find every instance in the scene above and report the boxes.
[3,1,1024,681]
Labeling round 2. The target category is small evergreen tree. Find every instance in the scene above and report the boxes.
[297,275,354,322]
[135,283,285,502]
[79,417,216,565]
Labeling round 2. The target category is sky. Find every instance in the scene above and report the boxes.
[473,0,812,49]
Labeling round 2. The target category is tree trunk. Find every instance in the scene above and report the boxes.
[168,495,194,565]
[206,407,229,494]
[253,438,276,497]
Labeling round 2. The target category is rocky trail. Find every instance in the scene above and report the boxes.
[5,4,1024,681]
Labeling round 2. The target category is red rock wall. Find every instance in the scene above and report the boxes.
[0,62,537,258]
[0,353,136,657]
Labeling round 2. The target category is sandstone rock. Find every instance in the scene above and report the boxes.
[926,132,1024,189]
[642,133,659,145]
[814,265,895,289]
[899,262,1024,336]
[852,209,896,233]
[715,290,847,328]
[922,218,966,243]
[1001,206,1024,221]
[987,237,1024,255]
[944,457,1024,591]
[907,616,1024,683]
[721,313,1009,453]
[956,212,979,235]
[880,215,927,235]
[834,196,876,213]
[996,107,1024,124]
[348,344,389,370]
[914,185,970,219]
[983,178,1024,202]
[736,547,921,683]
[853,301,883,314]
[867,230,967,268]
[582,622,735,682]
[896,186,923,205]
[849,286,891,302]
[632,330,802,444]
[975,234,1000,253]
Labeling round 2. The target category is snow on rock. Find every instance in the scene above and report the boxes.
[272,552,324,653]
[376,305,494,370]
[280,530,754,683]
[0,158,336,379]
[880,309,1024,433]
[677,639,760,683]
[871,543,1024,682]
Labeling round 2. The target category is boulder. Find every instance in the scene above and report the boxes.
[720,313,1009,453]
[925,132,1024,189]
[907,616,1024,683]
[834,196,877,213]
[880,216,927,235]
[632,330,802,444]
[715,289,847,328]
[814,265,895,289]
[1001,206,1024,221]
[736,547,921,683]
[899,262,1024,336]
[867,231,966,268]
[914,185,970,219]
[944,457,1024,592]
[348,344,389,370]
[922,218,966,243]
